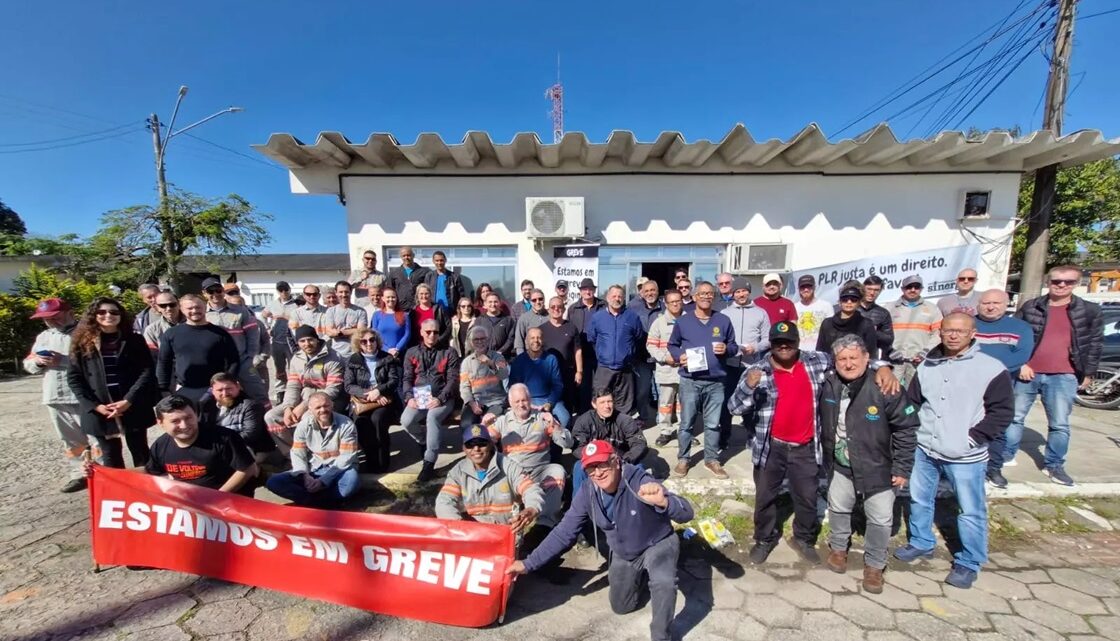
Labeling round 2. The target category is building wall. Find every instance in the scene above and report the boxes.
[340,172,1019,296]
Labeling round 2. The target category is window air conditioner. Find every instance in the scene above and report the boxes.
[727,244,790,274]
[525,197,585,239]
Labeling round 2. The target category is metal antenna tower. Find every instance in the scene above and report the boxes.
[545,54,563,143]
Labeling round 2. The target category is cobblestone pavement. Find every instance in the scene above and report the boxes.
[7,375,1120,641]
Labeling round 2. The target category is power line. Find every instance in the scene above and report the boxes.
[0,127,143,154]
[1079,7,1120,20]
[832,0,1052,138]
[0,121,144,147]
[181,132,285,170]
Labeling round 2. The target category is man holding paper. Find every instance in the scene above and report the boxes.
[667,281,738,479]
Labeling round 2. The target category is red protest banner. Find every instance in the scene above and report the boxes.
[88,466,514,627]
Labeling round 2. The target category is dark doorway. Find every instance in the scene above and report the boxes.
[642,263,689,296]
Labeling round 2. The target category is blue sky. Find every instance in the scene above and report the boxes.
[2,0,1118,253]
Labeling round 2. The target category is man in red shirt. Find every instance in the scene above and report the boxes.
[754,273,797,326]
[728,320,899,565]
[1004,265,1103,486]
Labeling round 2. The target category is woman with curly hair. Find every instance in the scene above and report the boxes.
[66,297,159,468]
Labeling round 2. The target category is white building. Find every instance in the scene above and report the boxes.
[179,254,350,307]
[254,124,1120,303]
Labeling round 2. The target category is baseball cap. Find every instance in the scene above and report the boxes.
[30,298,70,319]
[763,273,782,286]
[294,325,318,342]
[770,320,800,344]
[797,275,816,288]
[201,277,222,291]
[581,439,615,467]
[839,286,862,301]
[578,278,596,290]
[731,277,751,293]
[276,280,291,291]
[901,274,923,288]
[462,423,494,445]
[555,279,568,289]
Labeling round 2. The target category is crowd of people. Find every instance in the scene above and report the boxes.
[23,247,1104,638]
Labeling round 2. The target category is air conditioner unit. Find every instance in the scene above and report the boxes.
[727,243,790,274]
[525,197,585,239]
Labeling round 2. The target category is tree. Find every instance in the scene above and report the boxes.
[1012,158,1120,272]
[89,187,272,287]
[0,199,26,236]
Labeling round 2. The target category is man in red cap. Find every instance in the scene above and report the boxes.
[508,439,694,641]
[24,298,93,492]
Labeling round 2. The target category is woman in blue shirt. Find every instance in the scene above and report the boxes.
[370,288,411,357]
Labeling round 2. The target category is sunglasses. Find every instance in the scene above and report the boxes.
[1050,279,1077,286]
[903,284,923,290]
[548,304,564,310]
[157,302,178,309]
[772,341,796,349]
[464,440,490,450]
[585,461,613,474]
[95,309,121,317]
[205,288,224,295]
[363,256,376,260]
[840,296,860,302]
[957,277,976,282]
[359,338,376,344]
[421,330,438,335]
[226,289,240,295]
[303,292,320,297]
[530,297,544,303]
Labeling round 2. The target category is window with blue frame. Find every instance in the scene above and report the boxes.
[385,246,519,303]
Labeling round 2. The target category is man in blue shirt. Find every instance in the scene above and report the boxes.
[423,250,465,311]
[973,289,1034,489]
[587,285,646,416]
[509,327,569,428]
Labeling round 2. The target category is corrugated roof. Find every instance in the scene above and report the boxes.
[253,123,1120,175]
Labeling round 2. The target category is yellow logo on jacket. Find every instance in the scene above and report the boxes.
[712,327,721,337]
[867,406,879,416]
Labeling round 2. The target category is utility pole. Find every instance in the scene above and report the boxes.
[1020,0,1077,299]
[146,87,242,289]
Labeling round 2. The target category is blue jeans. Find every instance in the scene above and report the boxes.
[677,377,723,463]
[1002,373,1077,468]
[907,448,987,572]
[533,398,570,429]
[266,467,360,507]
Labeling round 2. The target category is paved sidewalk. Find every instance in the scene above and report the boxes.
[7,374,1120,640]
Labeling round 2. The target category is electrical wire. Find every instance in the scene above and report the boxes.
[0,121,144,147]
[0,127,143,154]
[1079,7,1120,20]
[180,132,285,170]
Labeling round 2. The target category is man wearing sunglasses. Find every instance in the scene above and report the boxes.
[1005,265,1102,487]
[514,288,549,355]
[508,440,694,641]
[402,319,461,482]
[142,291,183,355]
[290,284,328,340]
[937,268,982,317]
[887,274,943,386]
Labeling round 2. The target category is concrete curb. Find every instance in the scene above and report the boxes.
[661,478,1120,499]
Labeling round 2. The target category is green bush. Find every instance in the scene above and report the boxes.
[1,265,137,373]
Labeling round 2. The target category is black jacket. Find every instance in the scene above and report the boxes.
[567,298,606,363]
[816,312,880,358]
[571,409,648,464]
[1016,295,1103,378]
[474,314,515,357]
[819,371,918,495]
[422,269,466,310]
[858,302,894,360]
[344,351,403,402]
[198,394,274,454]
[402,344,461,405]
[67,333,159,438]
[387,264,432,311]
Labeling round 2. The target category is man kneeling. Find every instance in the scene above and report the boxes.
[266,392,361,507]
[508,440,694,641]
[99,394,259,496]
[435,424,548,553]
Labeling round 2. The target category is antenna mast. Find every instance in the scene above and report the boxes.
[545,54,563,143]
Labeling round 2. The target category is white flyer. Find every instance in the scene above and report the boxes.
[686,347,708,373]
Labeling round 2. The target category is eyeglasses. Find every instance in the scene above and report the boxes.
[530,297,544,303]
[678,285,691,291]
[95,309,121,317]
[363,256,376,261]
[303,291,319,297]
[695,291,715,298]
[839,297,860,302]
[464,440,490,450]
[205,288,224,295]
[941,328,972,336]
[903,284,923,291]
[957,277,977,282]
[585,461,613,475]
[157,302,178,309]
[548,304,564,310]
[359,338,376,344]
[717,281,732,286]
[226,289,240,295]
[1050,279,1077,286]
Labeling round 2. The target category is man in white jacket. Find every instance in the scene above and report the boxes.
[23,298,92,492]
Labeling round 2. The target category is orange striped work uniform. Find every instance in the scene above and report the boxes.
[488,410,573,528]
[434,453,545,526]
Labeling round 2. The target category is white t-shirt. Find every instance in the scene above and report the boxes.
[794,298,834,351]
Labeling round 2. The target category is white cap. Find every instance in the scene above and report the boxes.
[763,273,782,285]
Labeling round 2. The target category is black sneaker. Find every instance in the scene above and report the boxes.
[986,469,1008,489]
[749,541,777,565]
[417,461,436,483]
[1045,466,1075,486]
[789,539,821,564]
[60,478,88,493]
[655,434,673,447]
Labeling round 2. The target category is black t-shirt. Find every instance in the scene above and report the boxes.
[540,321,578,373]
[145,427,255,494]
